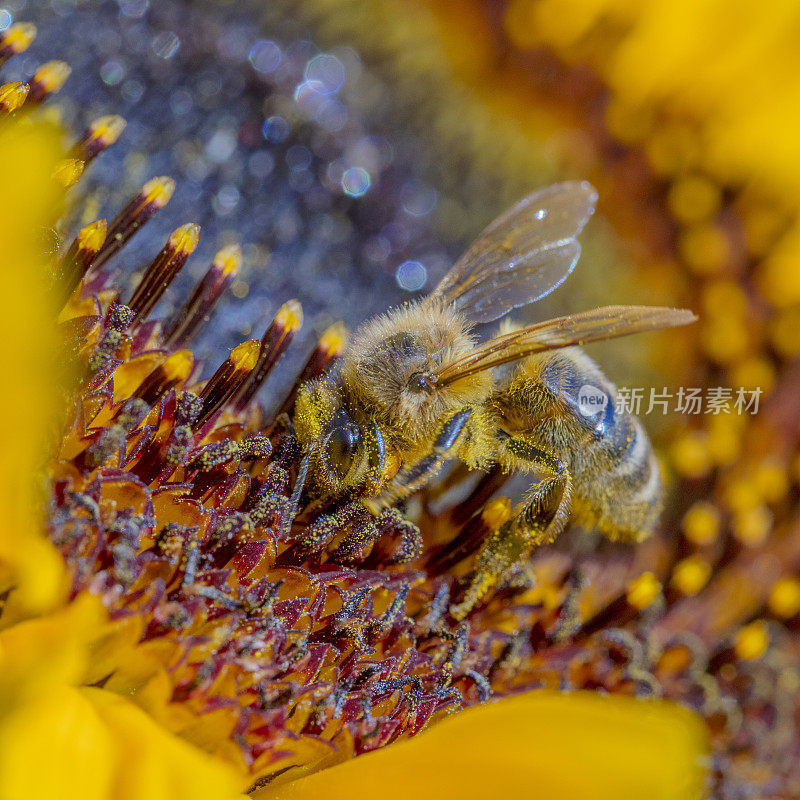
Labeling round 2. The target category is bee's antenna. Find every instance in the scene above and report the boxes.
[283,447,312,538]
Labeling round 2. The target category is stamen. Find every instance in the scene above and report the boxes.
[161,244,241,348]
[57,220,107,301]
[51,158,85,188]
[427,497,511,575]
[0,82,29,115]
[0,22,36,67]
[708,619,771,673]
[269,320,347,421]
[574,572,663,641]
[233,299,303,411]
[127,222,200,323]
[70,115,126,163]
[196,340,260,429]
[626,572,663,611]
[733,619,770,661]
[92,176,176,271]
[134,350,193,406]
[87,304,135,377]
[26,60,71,105]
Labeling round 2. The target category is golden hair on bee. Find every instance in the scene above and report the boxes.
[339,297,491,442]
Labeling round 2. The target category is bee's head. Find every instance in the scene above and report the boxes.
[338,300,489,444]
[294,300,490,496]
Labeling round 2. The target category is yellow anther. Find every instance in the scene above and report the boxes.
[679,223,729,275]
[768,578,800,619]
[76,220,107,252]
[88,114,126,146]
[667,175,720,224]
[670,431,711,479]
[767,577,800,619]
[214,244,242,276]
[700,318,749,363]
[753,460,789,503]
[681,501,720,546]
[51,158,85,188]
[142,176,176,206]
[626,572,661,610]
[670,556,711,597]
[33,60,71,94]
[169,222,201,254]
[759,252,800,309]
[160,350,194,383]
[701,280,748,318]
[319,321,348,356]
[723,477,760,513]
[275,299,303,332]
[230,340,260,371]
[1,22,37,54]
[706,415,742,467]
[730,357,775,396]
[733,620,769,662]
[0,81,29,112]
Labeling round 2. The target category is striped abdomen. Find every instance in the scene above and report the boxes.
[494,347,663,542]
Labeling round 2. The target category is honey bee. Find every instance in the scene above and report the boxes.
[293,182,696,618]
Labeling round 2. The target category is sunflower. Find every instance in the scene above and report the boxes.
[5,6,793,799]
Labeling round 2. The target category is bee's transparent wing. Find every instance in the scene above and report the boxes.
[433,306,697,386]
[431,181,598,325]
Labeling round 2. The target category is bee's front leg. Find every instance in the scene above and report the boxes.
[368,409,473,511]
[450,438,572,620]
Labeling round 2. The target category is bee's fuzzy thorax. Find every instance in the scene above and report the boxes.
[340,297,491,445]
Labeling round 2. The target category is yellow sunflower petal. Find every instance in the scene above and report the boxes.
[264,691,709,800]
[0,593,104,692]
[0,118,66,614]
[0,685,115,800]
[82,687,246,800]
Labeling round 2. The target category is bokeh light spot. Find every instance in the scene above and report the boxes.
[151,31,180,60]
[395,259,427,291]
[248,39,281,74]
[304,53,346,95]
[261,115,290,143]
[341,166,370,197]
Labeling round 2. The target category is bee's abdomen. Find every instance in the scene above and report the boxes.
[500,349,664,542]
[587,411,663,541]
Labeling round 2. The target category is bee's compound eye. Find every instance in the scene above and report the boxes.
[320,410,363,483]
[325,425,358,472]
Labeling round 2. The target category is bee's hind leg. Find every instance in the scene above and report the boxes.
[450,438,572,620]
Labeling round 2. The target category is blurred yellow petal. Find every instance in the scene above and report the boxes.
[265,691,709,800]
[82,688,245,800]
[0,593,104,697]
[0,119,66,614]
[0,685,114,800]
